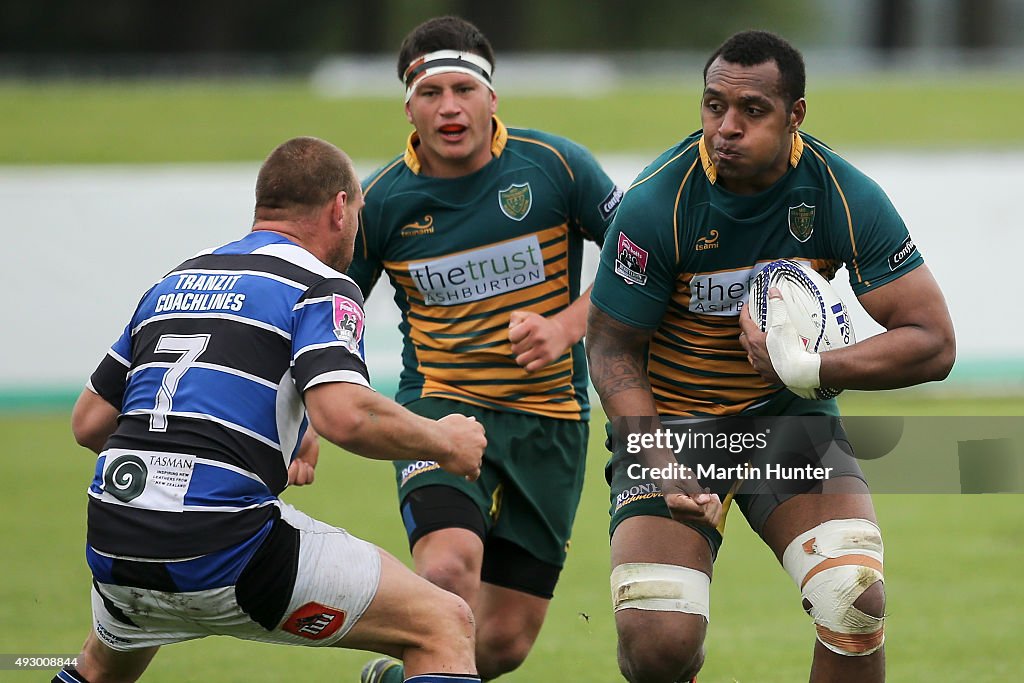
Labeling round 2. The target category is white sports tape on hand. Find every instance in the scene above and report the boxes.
[765,294,821,391]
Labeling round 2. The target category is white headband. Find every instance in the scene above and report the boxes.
[403,49,494,103]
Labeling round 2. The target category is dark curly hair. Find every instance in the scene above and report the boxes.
[704,30,805,107]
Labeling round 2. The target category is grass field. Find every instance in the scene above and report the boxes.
[3,74,1024,164]
[1,393,1021,682]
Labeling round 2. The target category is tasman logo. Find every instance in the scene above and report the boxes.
[400,215,435,238]
[695,229,720,251]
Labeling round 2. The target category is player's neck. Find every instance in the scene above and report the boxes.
[418,147,493,179]
[251,221,313,253]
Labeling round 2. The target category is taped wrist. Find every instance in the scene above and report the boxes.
[765,295,821,390]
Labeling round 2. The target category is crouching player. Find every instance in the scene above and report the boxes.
[55,137,486,683]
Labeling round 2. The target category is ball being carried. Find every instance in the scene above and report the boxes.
[747,259,856,400]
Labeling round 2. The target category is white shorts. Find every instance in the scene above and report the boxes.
[90,503,382,651]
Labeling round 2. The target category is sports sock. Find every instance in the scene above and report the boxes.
[52,667,90,683]
[404,675,480,683]
[371,662,403,683]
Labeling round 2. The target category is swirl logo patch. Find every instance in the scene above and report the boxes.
[103,454,148,502]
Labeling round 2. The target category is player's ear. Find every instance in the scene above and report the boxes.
[789,98,807,132]
[404,101,414,124]
[332,191,346,227]
[489,90,498,116]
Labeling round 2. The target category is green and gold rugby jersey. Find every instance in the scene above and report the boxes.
[591,130,923,417]
[349,117,620,420]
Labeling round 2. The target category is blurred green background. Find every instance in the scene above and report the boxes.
[4,76,1024,164]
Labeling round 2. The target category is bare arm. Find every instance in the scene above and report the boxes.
[740,265,955,389]
[509,285,594,373]
[287,426,320,486]
[71,388,119,454]
[586,305,720,525]
[585,303,658,421]
[303,381,484,479]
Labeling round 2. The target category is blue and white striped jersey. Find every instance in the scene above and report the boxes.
[85,231,369,565]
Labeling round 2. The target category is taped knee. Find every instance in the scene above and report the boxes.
[782,519,885,656]
[610,562,710,621]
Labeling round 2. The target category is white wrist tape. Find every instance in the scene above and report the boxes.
[765,294,821,390]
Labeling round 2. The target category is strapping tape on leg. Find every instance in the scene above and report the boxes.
[782,518,885,656]
[610,562,710,620]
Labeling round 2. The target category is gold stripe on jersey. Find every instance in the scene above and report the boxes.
[506,135,574,181]
[404,117,510,174]
[672,158,702,265]
[650,268,770,415]
[628,142,699,192]
[802,140,864,286]
[364,157,404,196]
[382,223,582,419]
[420,378,582,419]
[624,140,701,265]
[360,157,406,261]
[698,133,804,184]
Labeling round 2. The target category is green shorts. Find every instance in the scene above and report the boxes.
[394,397,588,569]
[606,391,864,557]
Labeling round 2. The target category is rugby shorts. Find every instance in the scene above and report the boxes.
[89,502,381,651]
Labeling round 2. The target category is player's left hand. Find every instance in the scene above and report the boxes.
[288,429,320,486]
[508,310,574,373]
[739,290,782,384]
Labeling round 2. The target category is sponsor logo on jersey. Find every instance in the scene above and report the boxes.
[599,186,624,220]
[332,294,365,352]
[614,233,649,286]
[400,460,441,486]
[400,214,435,238]
[695,229,720,251]
[788,203,816,242]
[688,267,759,316]
[408,235,545,306]
[282,602,347,641]
[103,454,148,503]
[498,182,532,221]
[100,450,196,510]
[888,235,917,271]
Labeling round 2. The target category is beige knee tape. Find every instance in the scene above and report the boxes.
[783,519,885,656]
[610,562,710,620]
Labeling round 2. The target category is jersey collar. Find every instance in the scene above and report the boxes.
[698,132,805,184]
[403,116,509,175]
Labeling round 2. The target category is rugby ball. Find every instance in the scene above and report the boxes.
[747,259,855,400]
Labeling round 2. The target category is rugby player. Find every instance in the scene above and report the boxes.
[55,137,486,683]
[586,30,955,683]
[350,16,622,682]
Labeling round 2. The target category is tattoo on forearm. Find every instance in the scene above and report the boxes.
[587,309,651,401]
[590,347,649,399]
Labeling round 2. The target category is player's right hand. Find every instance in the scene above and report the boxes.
[436,414,486,481]
[660,478,723,529]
